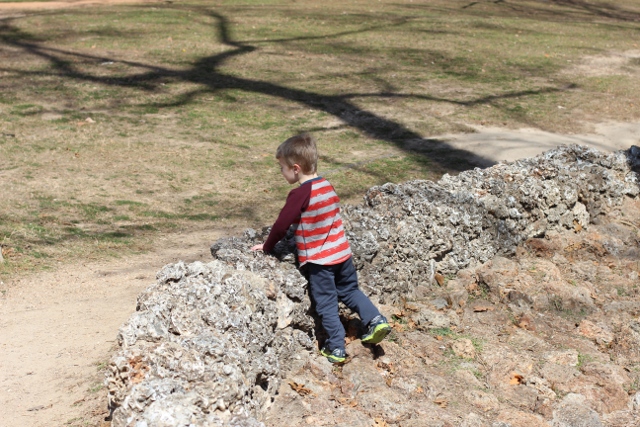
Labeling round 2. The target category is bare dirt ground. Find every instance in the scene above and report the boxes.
[0,228,237,427]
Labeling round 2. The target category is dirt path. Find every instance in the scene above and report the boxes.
[433,121,640,168]
[0,228,233,427]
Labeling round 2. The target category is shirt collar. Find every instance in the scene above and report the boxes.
[300,176,323,186]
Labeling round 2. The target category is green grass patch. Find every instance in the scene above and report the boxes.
[141,210,177,219]
[10,104,44,116]
[184,213,219,221]
[114,200,146,206]
[430,327,484,354]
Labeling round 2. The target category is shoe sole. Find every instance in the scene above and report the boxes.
[325,355,346,364]
[320,350,346,364]
[361,323,391,344]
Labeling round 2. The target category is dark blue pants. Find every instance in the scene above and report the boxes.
[306,257,380,351]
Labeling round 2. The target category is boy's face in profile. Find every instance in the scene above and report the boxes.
[278,157,299,184]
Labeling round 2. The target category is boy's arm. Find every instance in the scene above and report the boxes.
[255,185,310,254]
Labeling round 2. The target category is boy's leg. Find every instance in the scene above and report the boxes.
[306,263,345,352]
[334,257,380,326]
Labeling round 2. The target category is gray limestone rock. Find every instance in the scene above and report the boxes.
[106,259,313,426]
[344,145,640,304]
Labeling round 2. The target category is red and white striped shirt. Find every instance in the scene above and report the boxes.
[262,177,352,266]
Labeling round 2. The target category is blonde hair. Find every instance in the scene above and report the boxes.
[276,133,318,174]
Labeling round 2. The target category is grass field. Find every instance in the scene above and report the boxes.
[1,0,639,278]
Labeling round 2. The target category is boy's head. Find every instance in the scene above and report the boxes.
[276,133,318,175]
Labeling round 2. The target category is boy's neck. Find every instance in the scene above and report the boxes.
[298,172,318,185]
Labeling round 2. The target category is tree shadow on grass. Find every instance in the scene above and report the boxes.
[546,0,640,22]
[0,7,582,175]
[459,0,640,23]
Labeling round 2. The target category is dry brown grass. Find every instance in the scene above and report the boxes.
[1,0,639,278]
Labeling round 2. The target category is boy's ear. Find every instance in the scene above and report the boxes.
[292,164,301,174]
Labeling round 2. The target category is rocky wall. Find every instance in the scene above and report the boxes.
[345,145,640,303]
[105,145,639,427]
[105,255,314,427]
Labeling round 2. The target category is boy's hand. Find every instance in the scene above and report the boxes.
[250,244,264,251]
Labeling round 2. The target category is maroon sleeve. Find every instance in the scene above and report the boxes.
[262,183,311,254]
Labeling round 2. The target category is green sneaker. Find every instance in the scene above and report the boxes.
[320,347,347,364]
[361,315,391,344]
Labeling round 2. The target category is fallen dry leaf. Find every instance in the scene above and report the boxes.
[573,220,583,232]
[288,381,314,396]
[472,303,494,312]
[517,314,535,331]
[434,396,449,407]
[404,302,419,312]
[392,322,405,332]
[434,273,445,286]
[332,396,358,407]
[509,372,524,385]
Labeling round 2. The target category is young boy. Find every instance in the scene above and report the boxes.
[251,133,391,364]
